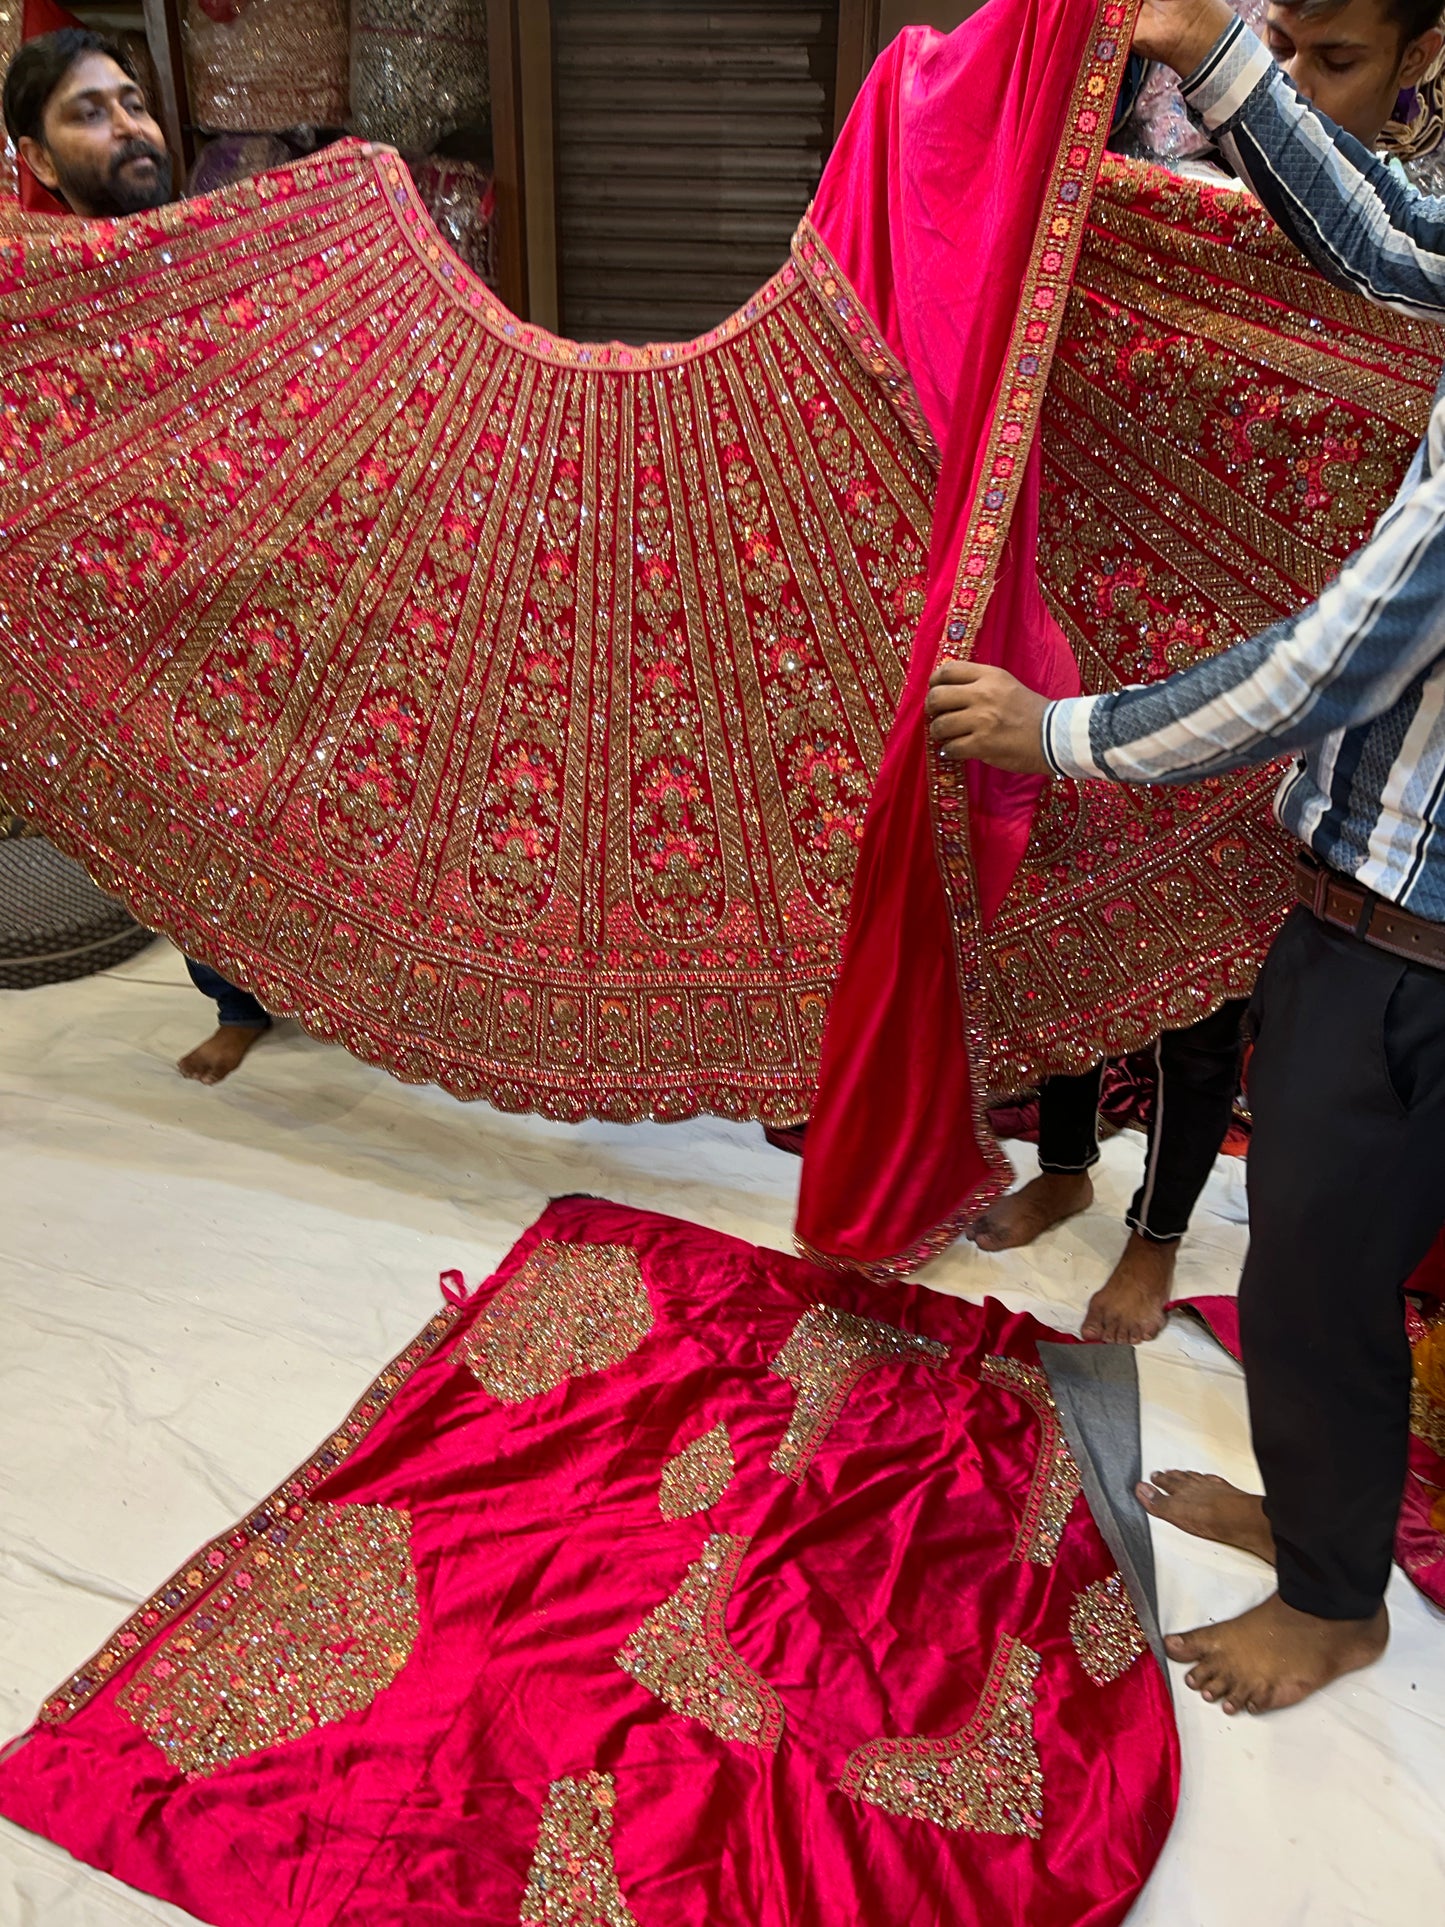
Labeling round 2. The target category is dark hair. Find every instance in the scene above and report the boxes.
[1282,0,1445,45]
[3,29,141,147]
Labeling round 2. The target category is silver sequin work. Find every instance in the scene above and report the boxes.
[659,1422,736,1521]
[839,1637,1044,1837]
[461,1240,654,1404]
[521,1771,638,1927]
[979,1355,1082,1565]
[769,1305,949,1481]
[615,1533,783,1751]
[118,1503,417,1776]
[1070,1574,1147,1686]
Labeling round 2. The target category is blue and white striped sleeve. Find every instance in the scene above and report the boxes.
[1042,432,1445,784]
[1181,17,1445,319]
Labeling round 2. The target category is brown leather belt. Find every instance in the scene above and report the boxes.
[1295,851,1445,971]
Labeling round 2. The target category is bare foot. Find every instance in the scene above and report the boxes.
[1137,1469,1276,1564]
[177,1023,268,1085]
[969,1171,1093,1251]
[1165,1592,1388,1714]
[1081,1232,1176,1344]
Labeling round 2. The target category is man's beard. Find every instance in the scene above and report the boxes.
[59,139,173,216]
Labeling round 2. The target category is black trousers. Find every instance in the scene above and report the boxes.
[1243,908,1445,1619]
[1036,998,1248,1242]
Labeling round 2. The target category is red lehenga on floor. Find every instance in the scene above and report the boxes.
[0,0,1439,1239]
[0,1199,1178,1925]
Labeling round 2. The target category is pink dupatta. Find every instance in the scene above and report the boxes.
[797,1,1135,1270]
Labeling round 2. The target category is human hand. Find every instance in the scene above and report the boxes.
[925,662,1050,774]
[1132,0,1235,74]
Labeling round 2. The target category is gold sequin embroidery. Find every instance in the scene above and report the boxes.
[1069,1574,1148,1686]
[461,1240,653,1404]
[615,1533,783,1751]
[521,1771,637,1927]
[659,1423,736,1521]
[839,1637,1044,1837]
[979,1356,1082,1566]
[118,1502,417,1776]
[769,1305,950,1481]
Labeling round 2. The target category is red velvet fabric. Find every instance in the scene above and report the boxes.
[796,0,1131,1274]
[0,1200,1178,1924]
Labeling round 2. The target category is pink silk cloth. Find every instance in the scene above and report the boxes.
[0,1199,1179,1924]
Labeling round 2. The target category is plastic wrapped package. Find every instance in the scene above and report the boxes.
[408,153,496,284]
[1381,47,1445,186]
[351,0,488,154]
[189,132,296,195]
[184,0,348,133]
[1121,0,1268,162]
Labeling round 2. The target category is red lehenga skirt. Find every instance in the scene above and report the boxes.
[0,0,1440,1261]
[0,1199,1179,1925]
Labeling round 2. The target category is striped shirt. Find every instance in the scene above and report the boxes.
[1042,19,1445,921]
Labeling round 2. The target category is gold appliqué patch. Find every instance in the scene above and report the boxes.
[119,1502,417,1775]
[659,1422,736,1520]
[521,1770,638,1926]
[980,1355,1082,1565]
[839,1637,1044,1837]
[461,1240,653,1403]
[1069,1573,1147,1685]
[769,1304,949,1481]
[615,1533,783,1750]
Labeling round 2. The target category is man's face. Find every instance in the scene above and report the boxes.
[1265,0,1443,147]
[19,51,172,215]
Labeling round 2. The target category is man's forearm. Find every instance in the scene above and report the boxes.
[1179,19,1445,318]
[1042,448,1445,786]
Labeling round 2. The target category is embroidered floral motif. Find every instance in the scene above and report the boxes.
[769,1305,949,1481]
[521,1771,638,1927]
[461,1240,654,1404]
[615,1533,783,1751]
[839,1637,1044,1837]
[1069,1574,1147,1685]
[659,1423,736,1521]
[0,141,933,1129]
[979,1356,1082,1565]
[118,1503,417,1776]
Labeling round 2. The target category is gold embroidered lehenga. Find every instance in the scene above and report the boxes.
[0,2,1439,1254]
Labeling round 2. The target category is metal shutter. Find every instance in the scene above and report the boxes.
[552,1,837,343]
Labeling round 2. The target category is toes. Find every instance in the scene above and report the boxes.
[1136,1481,1164,1511]
[1164,1627,1211,1662]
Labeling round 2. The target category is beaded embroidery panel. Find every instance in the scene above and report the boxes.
[36,1302,459,1727]
[1069,1574,1147,1686]
[0,143,930,1127]
[615,1533,784,1752]
[978,156,1445,1089]
[118,1503,417,1776]
[460,1240,654,1405]
[839,1637,1044,1838]
[769,1305,950,1482]
[979,1356,1083,1567]
[659,1422,736,1521]
[521,1771,638,1927]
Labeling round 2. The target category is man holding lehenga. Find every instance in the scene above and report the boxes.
[929,0,1445,1718]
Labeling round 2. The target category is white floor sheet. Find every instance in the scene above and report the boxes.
[0,944,1439,1926]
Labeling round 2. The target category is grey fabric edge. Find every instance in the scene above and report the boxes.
[1038,1341,1169,1679]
